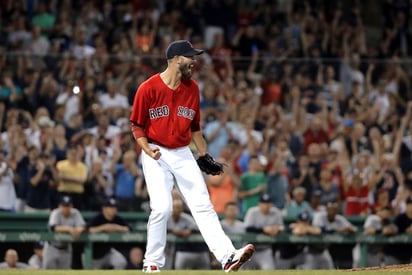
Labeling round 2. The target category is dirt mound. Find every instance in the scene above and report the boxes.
[349,264,412,272]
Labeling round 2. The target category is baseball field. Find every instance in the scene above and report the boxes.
[0,270,411,275]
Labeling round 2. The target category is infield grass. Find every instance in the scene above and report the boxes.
[0,270,410,275]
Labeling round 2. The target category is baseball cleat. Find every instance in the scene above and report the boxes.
[142,265,160,273]
[223,243,255,272]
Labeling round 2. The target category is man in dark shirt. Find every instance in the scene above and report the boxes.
[306,202,357,269]
[87,198,130,269]
[25,153,57,212]
[126,247,144,270]
[15,146,37,212]
[384,197,412,265]
[276,211,321,269]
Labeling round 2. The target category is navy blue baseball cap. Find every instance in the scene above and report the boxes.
[103,198,118,207]
[165,40,204,59]
[34,241,44,249]
[259,194,271,203]
[298,211,310,222]
[59,196,72,206]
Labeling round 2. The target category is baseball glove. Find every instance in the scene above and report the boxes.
[196,153,225,175]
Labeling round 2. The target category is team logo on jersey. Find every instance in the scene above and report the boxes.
[148,105,195,120]
[149,105,169,119]
[177,106,195,120]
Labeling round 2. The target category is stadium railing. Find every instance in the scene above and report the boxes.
[0,212,409,268]
[1,231,412,268]
[0,212,367,232]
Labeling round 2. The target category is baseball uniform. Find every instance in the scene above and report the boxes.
[43,198,85,269]
[363,214,386,267]
[130,40,256,272]
[28,241,44,269]
[383,204,412,265]
[243,197,284,270]
[0,262,29,269]
[220,219,246,234]
[276,212,313,269]
[28,254,42,269]
[167,211,210,269]
[306,211,354,269]
[0,249,29,269]
[86,200,129,270]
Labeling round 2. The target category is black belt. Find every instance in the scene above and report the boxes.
[147,138,167,147]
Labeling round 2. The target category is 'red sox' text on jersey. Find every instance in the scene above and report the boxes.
[129,73,201,148]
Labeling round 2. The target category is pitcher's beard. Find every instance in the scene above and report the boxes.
[179,63,192,80]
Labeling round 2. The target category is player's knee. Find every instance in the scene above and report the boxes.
[186,198,214,213]
[151,205,172,219]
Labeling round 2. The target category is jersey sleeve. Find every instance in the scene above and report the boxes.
[337,215,351,228]
[48,209,59,231]
[130,81,150,127]
[115,216,130,228]
[363,216,377,229]
[311,212,323,228]
[243,208,255,226]
[86,214,102,228]
[74,209,86,227]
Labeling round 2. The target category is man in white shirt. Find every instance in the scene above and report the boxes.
[28,241,44,269]
[99,79,130,113]
[71,31,95,60]
[88,114,121,140]
[220,202,245,234]
[305,202,357,269]
[0,150,15,212]
[0,249,29,269]
[243,194,284,270]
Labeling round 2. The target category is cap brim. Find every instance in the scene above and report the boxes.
[182,49,204,57]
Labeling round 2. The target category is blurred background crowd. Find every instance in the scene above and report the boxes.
[1,0,412,270]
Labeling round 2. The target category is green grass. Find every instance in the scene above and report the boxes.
[0,270,410,275]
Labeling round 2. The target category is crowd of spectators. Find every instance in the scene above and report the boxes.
[0,0,412,269]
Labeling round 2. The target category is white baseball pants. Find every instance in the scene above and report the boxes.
[141,145,235,268]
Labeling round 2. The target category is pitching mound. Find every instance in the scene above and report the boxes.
[350,263,412,272]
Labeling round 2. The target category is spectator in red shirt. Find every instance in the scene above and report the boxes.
[343,173,371,216]
[303,116,329,152]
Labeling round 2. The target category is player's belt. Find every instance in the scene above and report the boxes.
[147,138,168,148]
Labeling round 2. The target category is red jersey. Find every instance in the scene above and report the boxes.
[130,73,201,148]
[303,129,329,152]
[344,185,369,216]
